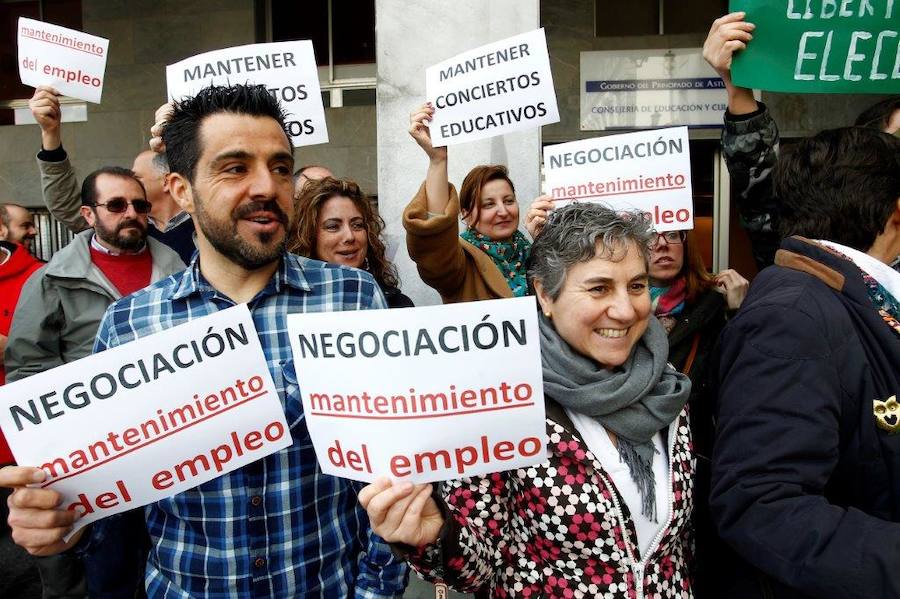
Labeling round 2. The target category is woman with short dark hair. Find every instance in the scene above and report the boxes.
[403,103,544,303]
[361,203,695,598]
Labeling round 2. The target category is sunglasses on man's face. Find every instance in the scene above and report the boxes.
[92,199,152,214]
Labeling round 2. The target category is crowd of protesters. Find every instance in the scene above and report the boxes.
[0,10,897,599]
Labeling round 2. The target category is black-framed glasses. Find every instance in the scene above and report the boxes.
[92,199,152,214]
[650,230,686,249]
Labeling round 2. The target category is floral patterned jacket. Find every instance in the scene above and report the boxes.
[408,399,695,598]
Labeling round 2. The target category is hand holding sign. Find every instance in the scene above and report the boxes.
[358,478,444,548]
[0,466,82,556]
[702,12,761,115]
[409,102,447,161]
[28,86,63,151]
[702,12,756,81]
[524,195,554,239]
[149,102,175,153]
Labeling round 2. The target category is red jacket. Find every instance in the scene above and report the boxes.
[0,243,42,463]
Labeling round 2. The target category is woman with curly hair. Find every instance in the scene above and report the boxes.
[291,177,414,308]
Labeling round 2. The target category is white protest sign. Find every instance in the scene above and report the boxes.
[543,127,694,232]
[288,297,547,484]
[426,28,559,146]
[0,304,291,539]
[17,17,109,104]
[167,41,328,147]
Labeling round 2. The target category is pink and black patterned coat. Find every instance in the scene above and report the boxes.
[408,400,696,598]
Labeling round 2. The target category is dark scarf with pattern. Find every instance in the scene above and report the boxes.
[460,228,531,296]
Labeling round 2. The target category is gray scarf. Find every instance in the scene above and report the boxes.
[540,313,691,520]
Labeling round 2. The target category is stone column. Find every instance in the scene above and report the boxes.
[376,0,541,307]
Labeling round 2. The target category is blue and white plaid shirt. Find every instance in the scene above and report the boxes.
[89,253,408,598]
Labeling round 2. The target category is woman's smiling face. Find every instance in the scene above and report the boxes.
[537,240,651,369]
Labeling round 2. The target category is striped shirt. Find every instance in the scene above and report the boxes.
[89,253,408,598]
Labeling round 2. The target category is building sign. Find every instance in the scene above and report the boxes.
[580,48,743,130]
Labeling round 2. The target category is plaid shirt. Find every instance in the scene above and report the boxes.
[89,253,408,598]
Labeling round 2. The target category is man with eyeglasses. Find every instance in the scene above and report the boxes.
[5,165,183,381]
[2,165,183,598]
[29,86,196,264]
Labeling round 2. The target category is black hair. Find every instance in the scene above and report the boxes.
[774,127,900,252]
[81,166,146,206]
[163,84,289,184]
[854,96,900,130]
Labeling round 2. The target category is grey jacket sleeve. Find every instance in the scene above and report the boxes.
[37,156,89,233]
[4,268,65,382]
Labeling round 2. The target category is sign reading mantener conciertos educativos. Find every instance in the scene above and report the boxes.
[426,28,560,146]
[0,305,290,540]
[17,17,110,104]
[166,41,328,147]
[288,298,548,484]
[543,127,694,233]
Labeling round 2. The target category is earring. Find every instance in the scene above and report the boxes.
[543,312,551,319]
[363,257,370,271]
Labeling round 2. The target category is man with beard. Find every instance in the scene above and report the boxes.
[5,166,184,381]
[0,85,407,598]
[29,86,196,264]
[0,204,38,254]
[2,166,182,597]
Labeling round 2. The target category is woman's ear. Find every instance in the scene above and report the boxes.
[533,279,553,319]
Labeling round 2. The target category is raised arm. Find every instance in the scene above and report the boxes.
[409,103,449,215]
[702,12,758,116]
[29,86,88,233]
[704,13,781,268]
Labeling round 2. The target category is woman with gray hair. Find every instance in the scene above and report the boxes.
[359,203,695,598]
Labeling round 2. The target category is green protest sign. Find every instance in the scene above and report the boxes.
[730,0,899,93]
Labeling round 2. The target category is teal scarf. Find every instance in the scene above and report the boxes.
[460,228,531,297]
